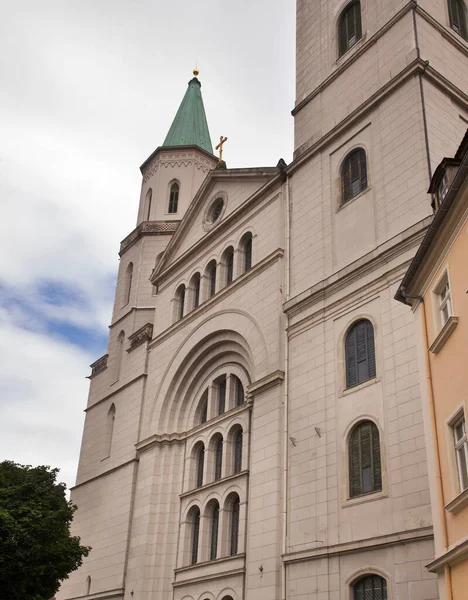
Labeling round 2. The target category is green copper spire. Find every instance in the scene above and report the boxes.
[163,73,214,154]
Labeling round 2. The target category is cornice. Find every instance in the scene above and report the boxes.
[284,217,431,321]
[140,144,217,177]
[283,526,434,564]
[247,370,285,396]
[179,470,248,500]
[148,248,284,349]
[119,220,179,256]
[127,322,153,352]
[88,354,108,379]
[427,537,468,572]
[173,557,245,587]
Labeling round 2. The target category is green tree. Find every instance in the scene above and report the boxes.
[0,461,90,600]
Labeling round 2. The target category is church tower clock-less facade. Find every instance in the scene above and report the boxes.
[58,1,468,599]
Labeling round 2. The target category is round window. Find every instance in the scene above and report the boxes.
[210,198,224,223]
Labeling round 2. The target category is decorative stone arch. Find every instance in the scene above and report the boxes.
[225,421,246,475]
[337,311,379,395]
[181,503,202,566]
[201,495,221,561]
[222,490,242,557]
[196,593,216,600]
[216,589,238,600]
[148,310,269,436]
[187,439,206,489]
[342,415,386,504]
[345,565,392,600]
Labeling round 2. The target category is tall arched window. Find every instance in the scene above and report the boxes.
[214,437,223,481]
[86,575,92,595]
[353,574,387,600]
[115,331,125,381]
[341,148,367,204]
[190,507,200,565]
[145,188,152,220]
[168,182,179,214]
[345,319,376,388]
[123,262,133,306]
[338,1,362,57]
[234,429,243,474]
[206,260,217,297]
[217,376,226,414]
[448,0,468,39]
[210,502,219,560]
[196,444,205,488]
[230,496,240,556]
[241,232,253,273]
[191,272,201,309]
[349,421,382,498]
[223,246,234,285]
[199,390,208,424]
[233,375,245,406]
[175,284,186,321]
[105,403,116,457]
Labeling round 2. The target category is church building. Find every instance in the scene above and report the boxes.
[57,1,468,599]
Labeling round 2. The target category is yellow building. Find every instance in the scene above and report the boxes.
[396,129,468,600]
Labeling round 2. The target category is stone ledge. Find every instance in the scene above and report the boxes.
[88,354,108,379]
[429,316,458,354]
[427,537,468,572]
[445,487,468,514]
[119,220,179,255]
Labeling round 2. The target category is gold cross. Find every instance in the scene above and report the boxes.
[215,135,228,162]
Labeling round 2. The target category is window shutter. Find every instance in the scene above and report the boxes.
[350,429,362,496]
[372,423,382,491]
[346,327,358,387]
[366,321,376,379]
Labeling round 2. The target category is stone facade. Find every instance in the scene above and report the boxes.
[57,1,468,599]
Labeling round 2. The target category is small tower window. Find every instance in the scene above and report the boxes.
[115,331,125,381]
[223,246,234,286]
[341,148,368,204]
[240,232,253,273]
[105,403,116,458]
[339,1,363,57]
[206,260,217,298]
[353,574,387,600]
[199,390,208,424]
[123,262,133,306]
[448,0,468,39]
[168,182,179,214]
[145,188,152,220]
[349,421,382,498]
[191,272,201,309]
[175,284,186,321]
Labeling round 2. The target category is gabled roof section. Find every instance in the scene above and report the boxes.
[163,75,214,155]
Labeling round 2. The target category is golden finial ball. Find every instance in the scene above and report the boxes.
[193,68,199,77]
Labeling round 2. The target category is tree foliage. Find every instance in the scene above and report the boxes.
[0,461,90,600]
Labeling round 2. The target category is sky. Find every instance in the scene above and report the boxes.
[0,0,295,491]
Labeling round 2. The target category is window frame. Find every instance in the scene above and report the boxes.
[453,413,468,492]
[433,269,454,331]
[348,420,382,499]
[338,0,363,58]
[345,319,376,389]
[448,0,468,40]
[352,574,388,600]
[341,147,368,205]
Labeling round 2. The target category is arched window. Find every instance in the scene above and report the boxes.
[241,232,253,273]
[168,182,179,214]
[210,502,219,560]
[345,319,376,388]
[123,262,133,306]
[145,188,152,220]
[338,1,362,57]
[223,246,234,286]
[115,331,125,381]
[222,597,234,600]
[230,496,240,556]
[199,390,208,424]
[448,0,468,39]
[105,403,116,457]
[353,574,387,600]
[86,575,92,595]
[341,148,367,204]
[206,260,217,298]
[196,444,205,488]
[191,272,201,309]
[234,428,243,474]
[214,437,223,481]
[233,375,244,406]
[349,421,382,498]
[217,376,226,414]
[175,284,186,321]
[190,507,200,565]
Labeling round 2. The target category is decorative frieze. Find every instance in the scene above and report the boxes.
[119,221,179,255]
[128,323,153,351]
[88,354,108,378]
[142,152,214,182]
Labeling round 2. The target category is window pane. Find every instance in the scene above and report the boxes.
[458,446,468,490]
[218,379,226,414]
[455,419,465,442]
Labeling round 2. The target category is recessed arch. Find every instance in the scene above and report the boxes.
[168,180,180,214]
[148,309,269,436]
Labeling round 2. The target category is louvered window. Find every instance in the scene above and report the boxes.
[448,0,468,39]
[196,446,204,488]
[214,438,223,481]
[339,1,363,57]
[345,319,376,388]
[168,182,179,213]
[349,421,382,498]
[234,429,243,474]
[353,575,387,600]
[191,508,200,565]
[342,148,368,204]
[210,503,219,560]
[230,497,240,555]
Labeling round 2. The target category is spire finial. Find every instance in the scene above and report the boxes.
[193,67,199,77]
